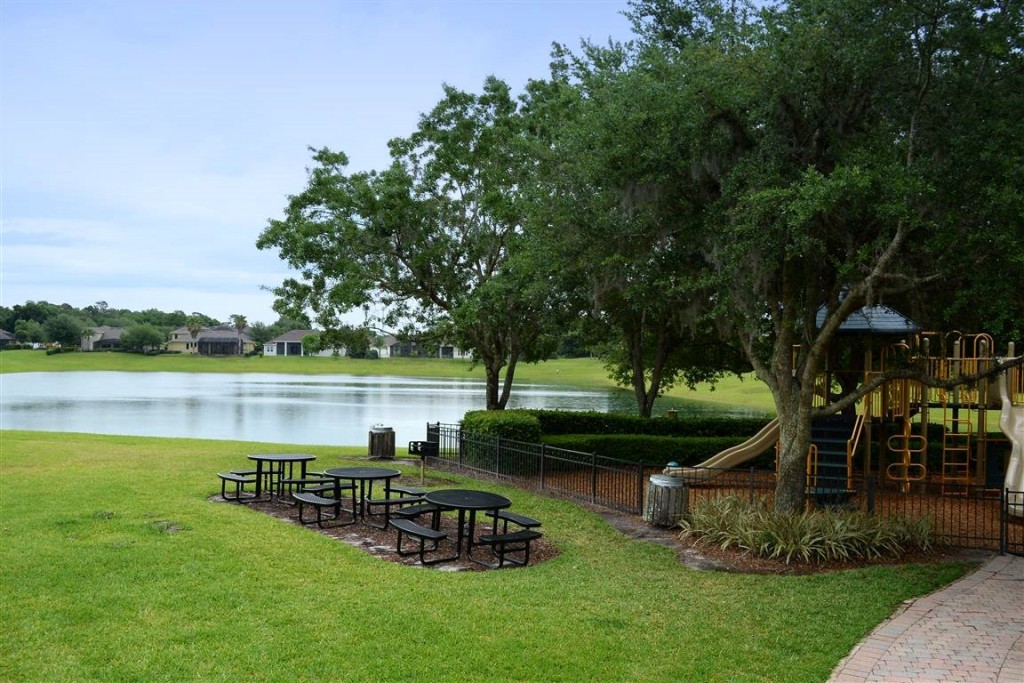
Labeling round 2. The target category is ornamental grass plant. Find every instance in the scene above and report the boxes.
[680,495,934,565]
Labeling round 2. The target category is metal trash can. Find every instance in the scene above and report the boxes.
[643,474,688,527]
[368,426,396,460]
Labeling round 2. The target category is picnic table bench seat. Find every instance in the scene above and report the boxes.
[389,518,456,565]
[484,510,541,533]
[393,502,441,527]
[388,484,426,497]
[364,495,426,529]
[476,529,543,568]
[218,472,256,502]
[278,474,339,502]
[293,491,356,528]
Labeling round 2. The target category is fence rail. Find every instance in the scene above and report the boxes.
[425,422,1024,555]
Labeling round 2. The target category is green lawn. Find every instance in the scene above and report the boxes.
[0,430,969,682]
[0,350,777,415]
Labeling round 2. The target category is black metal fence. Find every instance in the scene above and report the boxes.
[425,422,1024,555]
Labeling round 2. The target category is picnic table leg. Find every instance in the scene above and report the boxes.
[468,508,502,568]
[255,460,264,498]
[455,509,467,558]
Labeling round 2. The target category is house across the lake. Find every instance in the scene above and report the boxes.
[166,324,255,356]
[81,326,125,351]
[260,330,472,359]
[263,329,334,357]
[378,335,471,359]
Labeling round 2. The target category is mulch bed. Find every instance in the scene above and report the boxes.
[218,476,560,572]
[674,537,987,575]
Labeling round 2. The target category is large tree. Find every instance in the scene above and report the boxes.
[523,38,749,417]
[542,0,1024,511]
[121,324,166,353]
[258,78,562,409]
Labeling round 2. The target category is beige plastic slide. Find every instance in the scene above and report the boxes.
[679,417,780,481]
[998,367,1024,518]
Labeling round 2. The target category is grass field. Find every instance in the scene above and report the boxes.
[0,350,777,415]
[0,430,969,682]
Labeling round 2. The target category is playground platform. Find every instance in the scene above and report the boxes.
[828,553,1024,682]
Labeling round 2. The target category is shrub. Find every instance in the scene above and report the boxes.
[527,410,769,438]
[540,434,749,466]
[680,495,934,565]
[461,411,543,473]
[462,410,542,442]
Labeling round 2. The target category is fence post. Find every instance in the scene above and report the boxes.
[637,464,646,516]
[749,466,756,505]
[539,444,546,492]
[591,452,598,503]
[866,477,876,514]
[1003,485,1011,557]
[495,435,502,475]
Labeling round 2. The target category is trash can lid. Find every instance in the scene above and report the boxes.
[649,474,685,487]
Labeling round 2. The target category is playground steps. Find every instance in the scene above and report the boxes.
[942,416,973,495]
[809,415,857,504]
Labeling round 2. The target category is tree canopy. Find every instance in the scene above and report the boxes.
[258,77,563,409]
[529,0,1023,510]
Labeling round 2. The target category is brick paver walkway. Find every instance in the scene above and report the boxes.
[828,554,1024,682]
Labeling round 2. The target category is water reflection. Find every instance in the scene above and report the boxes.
[1,371,760,446]
[0,371,633,446]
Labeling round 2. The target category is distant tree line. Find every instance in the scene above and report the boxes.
[0,300,309,351]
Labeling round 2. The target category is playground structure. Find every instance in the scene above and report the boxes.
[812,333,1023,508]
[685,327,1024,515]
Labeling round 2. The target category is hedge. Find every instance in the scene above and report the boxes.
[521,409,770,438]
[462,405,544,471]
[541,434,755,467]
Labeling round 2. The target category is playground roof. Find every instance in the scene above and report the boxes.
[816,304,921,335]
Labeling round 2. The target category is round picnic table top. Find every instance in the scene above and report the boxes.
[247,453,317,463]
[322,466,402,480]
[424,489,511,511]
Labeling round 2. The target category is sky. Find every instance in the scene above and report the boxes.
[1,0,634,325]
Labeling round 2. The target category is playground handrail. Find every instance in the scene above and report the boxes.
[847,413,865,489]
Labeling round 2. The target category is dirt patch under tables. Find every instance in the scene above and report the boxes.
[219,475,559,572]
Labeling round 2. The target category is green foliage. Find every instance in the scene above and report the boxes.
[681,495,935,565]
[527,409,768,437]
[301,333,322,355]
[462,409,769,466]
[324,324,374,357]
[42,313,83,346]
[0,301,221,343]
[120,325,166,353]
[246,321,273,346]
[539,0,1024,511]
[13,318,44,343]
[542,433,748,466]
[461,409,542,443]
[258,78,567,409]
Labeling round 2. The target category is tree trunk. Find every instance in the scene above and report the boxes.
[496,353,519,410]
[774,395,812,514]
[484,362,502,410]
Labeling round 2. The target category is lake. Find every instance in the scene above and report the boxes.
[0,371,649,446]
